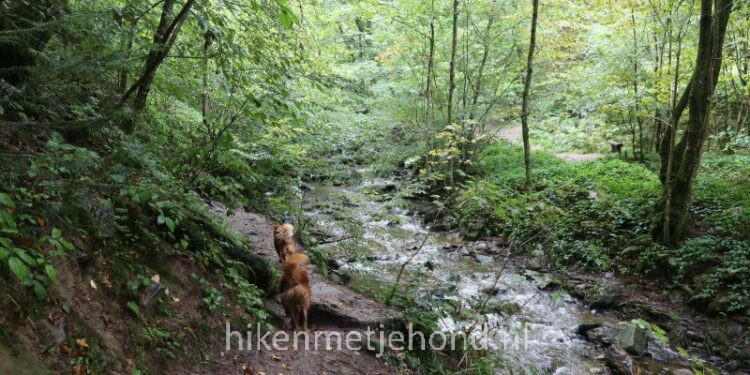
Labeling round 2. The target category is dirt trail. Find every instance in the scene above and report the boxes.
[496,125,604,162]
[205,202,398,374]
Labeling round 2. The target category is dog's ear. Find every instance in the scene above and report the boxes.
[272,224,280,232]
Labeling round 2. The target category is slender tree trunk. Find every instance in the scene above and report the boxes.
[119,0,195,132]
[656,0,734,244]
[116,9,136,94]
[447,0,459,125]
[663,27,684,244]
[469,14,495,120]
[424,0,435,130]
[520,0,539,193]
[202,29,214,130]
[631,9,645,162]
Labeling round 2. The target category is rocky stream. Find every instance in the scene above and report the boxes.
[297,171,735,374]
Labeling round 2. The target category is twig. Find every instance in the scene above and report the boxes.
[312,235,356,246]
[385,206,443,305]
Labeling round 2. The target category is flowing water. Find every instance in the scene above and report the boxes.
[299,173,708,374]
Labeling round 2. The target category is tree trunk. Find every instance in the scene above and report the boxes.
[424,0,435,129]
[469,14,495,120]
[120,0,195,131]
[655,0,734,244]
[521,0,539,193]
[630,9,645,162]
[447,0,459,125]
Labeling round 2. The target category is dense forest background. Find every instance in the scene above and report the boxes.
[1,0,749,373]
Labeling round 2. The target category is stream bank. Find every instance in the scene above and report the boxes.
[299,170,745,374]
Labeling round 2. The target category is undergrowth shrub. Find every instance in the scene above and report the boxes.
[454,141,750,313]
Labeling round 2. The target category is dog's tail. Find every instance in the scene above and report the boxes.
[283,252,309,268]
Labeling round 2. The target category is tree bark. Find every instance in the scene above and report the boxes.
[447,0,459,125]
[630,10,645,162]
[119,0,195,131]
[469,14,495,120]
[521,0,539,193]
[424,0,436,129]
[655,0,734,244]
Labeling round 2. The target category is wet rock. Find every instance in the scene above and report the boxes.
[605,344,636,375]
[482,286,501,296]
[645,338,676,362]
[617,322,648,356]
[473,242,492,253]
[587,327,615,346]
[576,323,602,336]
[585,282,624,309]
[329,271,351,285]
[333,258,348,268]
[380,184,397,194]
[671,369,694,375]
[474,254,493,264]
[525,256,545,271]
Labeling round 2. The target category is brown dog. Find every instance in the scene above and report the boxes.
[272,223,298,263]
[278,252,311,331]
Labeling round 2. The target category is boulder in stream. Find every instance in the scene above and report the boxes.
[605,344,637,375]
[617,322,648,356]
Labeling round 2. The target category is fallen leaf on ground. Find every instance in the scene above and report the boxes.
[90,280,97,289]
[76,338,89,350]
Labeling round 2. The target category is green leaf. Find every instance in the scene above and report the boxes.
[164,217,175,232]
[0,211,17,234]
[278,7,297,29]
[51,228,62,239]
[33,280,48,300]
[0,193,14,208]
[14,248,36,266]
[59,238,75,251]
[45,264,58,283]
[8,257,30,280]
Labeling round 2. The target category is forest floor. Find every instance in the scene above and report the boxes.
[497,125,604,162]
[203,203,399,374]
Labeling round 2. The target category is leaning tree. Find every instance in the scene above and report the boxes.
[656,0,734,245]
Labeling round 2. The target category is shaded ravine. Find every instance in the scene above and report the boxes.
[301,173,711,374]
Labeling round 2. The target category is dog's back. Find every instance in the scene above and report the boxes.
[280,253,309,292]
[279,252,311,330]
